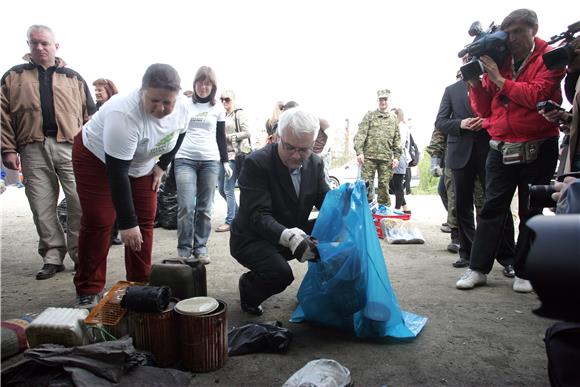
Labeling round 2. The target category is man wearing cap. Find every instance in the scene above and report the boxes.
[354,89,402,205]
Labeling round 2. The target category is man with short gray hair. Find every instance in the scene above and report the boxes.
[1,25,96,280]
[230,107,329,315]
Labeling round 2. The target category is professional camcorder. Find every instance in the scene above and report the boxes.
[458,21,509,81]
[543,21,580,70]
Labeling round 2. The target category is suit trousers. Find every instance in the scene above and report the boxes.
[469,137,558,274]
[72,134,156,295]
[19,138,80,265]
[234,219,316,306]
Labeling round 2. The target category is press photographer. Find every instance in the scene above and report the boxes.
[455,9,567,292]
[522,176,580,386]
[538,34,580,174]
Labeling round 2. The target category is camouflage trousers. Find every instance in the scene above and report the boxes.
[445,167,485,229]
[362,158,393,206]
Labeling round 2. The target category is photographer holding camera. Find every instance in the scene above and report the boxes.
[539,36,580,174]
[455,9,566,292]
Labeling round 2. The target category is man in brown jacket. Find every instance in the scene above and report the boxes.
[1,25,96,279]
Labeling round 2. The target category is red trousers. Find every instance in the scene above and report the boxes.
[72,132,157,295]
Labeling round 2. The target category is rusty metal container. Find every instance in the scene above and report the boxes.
[175,298,228,372]
[128,302,178,367]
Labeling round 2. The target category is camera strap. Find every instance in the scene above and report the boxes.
[512,42,535,80]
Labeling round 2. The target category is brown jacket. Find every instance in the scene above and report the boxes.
[1,55,95,154]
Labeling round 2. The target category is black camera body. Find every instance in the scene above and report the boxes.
[536,100,564,113]
[542,21,580,70]
[458,21,509,81]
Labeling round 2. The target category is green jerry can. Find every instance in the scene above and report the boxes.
[149,259,207,300]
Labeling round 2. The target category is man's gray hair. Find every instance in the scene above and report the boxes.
[277,108,319,139]
[27,25,55,41]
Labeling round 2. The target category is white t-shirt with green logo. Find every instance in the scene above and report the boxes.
[175,101,225,161]
[82,89,190,177]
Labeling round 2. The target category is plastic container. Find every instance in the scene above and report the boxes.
[26,307,89,348]
[149,259,207,300]
[372,213,411,238]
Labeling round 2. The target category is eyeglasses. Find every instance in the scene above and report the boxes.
[220,97,231,103]
[196,80,213,87]
[378,97,389,102]
[280,139,313,156]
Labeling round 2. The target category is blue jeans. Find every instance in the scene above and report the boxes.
[174,159,220,257]
[217,160,238,224]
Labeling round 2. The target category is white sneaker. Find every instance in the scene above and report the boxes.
[513,276,533,293]
[456,269,487,289]
[195,253,211,265]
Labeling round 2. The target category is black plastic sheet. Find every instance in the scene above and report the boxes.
[228,320,293,356]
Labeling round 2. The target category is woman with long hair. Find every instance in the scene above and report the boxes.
[174,66,230,264]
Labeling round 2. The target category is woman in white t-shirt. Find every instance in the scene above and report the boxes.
[391,107,412,213]
[72,64,191,308]
[174,66,230,264]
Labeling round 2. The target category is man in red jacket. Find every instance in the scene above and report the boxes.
[455,9,566,292]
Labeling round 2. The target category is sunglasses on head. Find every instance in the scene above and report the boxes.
[220,97,231,103]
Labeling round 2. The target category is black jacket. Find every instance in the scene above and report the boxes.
[230,143,329,259]
[435,80,490,170]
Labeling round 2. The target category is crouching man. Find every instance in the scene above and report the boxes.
[230,107,329,315]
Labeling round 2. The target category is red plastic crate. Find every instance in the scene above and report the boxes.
[372,213,411,239]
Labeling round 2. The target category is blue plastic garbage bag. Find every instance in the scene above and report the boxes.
[290,180,427,339]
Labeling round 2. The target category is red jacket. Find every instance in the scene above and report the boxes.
[469,37,565,143]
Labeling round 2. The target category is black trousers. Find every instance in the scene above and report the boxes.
[392,174,407,209]
[453,150,487,261]
[235,219,316,306]
[438,175,448,211]
[470,137,558,274]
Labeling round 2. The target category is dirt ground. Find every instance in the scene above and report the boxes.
[0,185,555,386]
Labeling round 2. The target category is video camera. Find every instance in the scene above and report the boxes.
[458,21,509,81]
[543,21,580,70]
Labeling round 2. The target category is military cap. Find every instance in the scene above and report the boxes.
[377,89,391,99]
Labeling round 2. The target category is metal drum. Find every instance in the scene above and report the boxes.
[128,302,178,367]
[175,297,228,372]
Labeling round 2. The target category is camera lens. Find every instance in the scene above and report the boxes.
[528,184,557,209]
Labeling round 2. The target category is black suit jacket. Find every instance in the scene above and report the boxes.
[230,143,329,261]
[435,80,490,170]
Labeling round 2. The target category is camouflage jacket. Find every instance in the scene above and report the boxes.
[425,128,447,158]
[354,109,402,161]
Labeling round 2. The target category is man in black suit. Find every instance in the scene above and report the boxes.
[230,107,329,315]
[435,73,515,272]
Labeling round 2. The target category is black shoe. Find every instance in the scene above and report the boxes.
[36,263,65,280]
[452,258,469,268]
[502,264,515,278]
[111,236,123,245]
[241,302,264,316]
[239,275,263,316]
[447,242,460,253]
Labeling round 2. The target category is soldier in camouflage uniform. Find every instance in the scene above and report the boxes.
[354,89,402,206]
